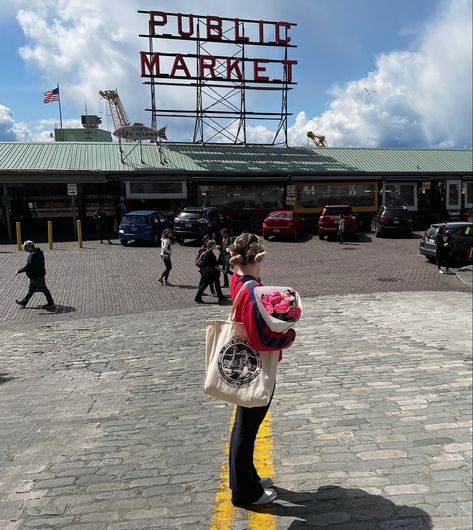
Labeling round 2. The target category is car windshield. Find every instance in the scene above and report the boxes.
[177,212,202,220]
[122,215,147,224]
[426,226,440,237]
[269,212,292,219]
[385,208,409,216]
[324,208,352,216]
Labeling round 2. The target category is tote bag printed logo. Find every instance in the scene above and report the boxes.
[217,337,262,387]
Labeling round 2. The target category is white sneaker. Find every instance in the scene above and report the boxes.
[438,270,444,274]
[260,477,274,488]
[251,488,277,505]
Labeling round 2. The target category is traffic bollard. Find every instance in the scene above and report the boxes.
[48,221,53,250]
[16,222,21,251]
[77,219,83,248]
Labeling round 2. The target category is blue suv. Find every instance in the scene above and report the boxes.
[119,210,172,246]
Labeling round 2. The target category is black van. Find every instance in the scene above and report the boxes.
[173,207,231,243]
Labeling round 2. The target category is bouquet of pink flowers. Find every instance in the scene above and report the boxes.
[253,286,303,332]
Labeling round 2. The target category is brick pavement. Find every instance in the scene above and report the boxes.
[0,234,472,529]
[0,233,469,323]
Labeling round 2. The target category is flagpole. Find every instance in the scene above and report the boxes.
[57,83,64,141]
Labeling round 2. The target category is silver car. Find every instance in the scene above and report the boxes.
[419,222,473,267]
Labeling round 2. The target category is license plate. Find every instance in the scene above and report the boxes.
[393,220,400,224]
[131,226,138,232]
[185,223,192,228]
[427,238,434,244]
[273,229,280,233]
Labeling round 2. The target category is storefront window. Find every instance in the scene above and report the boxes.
[385,183,417,210]
[126,181,186,199]
[296,183,376,209]
[197,185,284,211]
[465,182,473,208]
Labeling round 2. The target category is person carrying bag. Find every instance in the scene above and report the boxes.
[204,233,296,506]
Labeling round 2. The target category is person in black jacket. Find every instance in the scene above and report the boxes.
[93,207,113,244]
[15,241,55,309]
[195,240,226,303]
[435,226,451,274]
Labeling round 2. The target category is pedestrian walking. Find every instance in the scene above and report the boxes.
[436,226,451,274]
[15,240,55,309]
[194,240,226,303]
[158,229,173,285]
[218,228,232,288]
[196,235,215,296]
[226,233,296,505]
[93,206,113,244]
[337,214,345,244]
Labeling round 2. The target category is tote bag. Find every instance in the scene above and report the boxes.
[204,281,279,408]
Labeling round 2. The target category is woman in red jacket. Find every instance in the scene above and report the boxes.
[227,233,296,506]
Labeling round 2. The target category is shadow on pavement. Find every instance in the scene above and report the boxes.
[247,486,432,529]
[0,372,15,385]
[29,304,77,314]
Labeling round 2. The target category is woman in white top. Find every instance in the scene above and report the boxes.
[158,229,173,285]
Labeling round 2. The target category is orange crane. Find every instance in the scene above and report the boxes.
[307,131,327,147]
[99,89,131,130]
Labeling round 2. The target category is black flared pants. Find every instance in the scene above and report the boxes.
[229,390,274,505]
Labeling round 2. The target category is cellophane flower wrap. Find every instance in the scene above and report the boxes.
[253,286,303,333]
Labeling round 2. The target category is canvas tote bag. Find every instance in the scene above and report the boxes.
[204,281,279,408]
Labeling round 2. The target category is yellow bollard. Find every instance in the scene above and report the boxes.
[48,221,53,250]
[16,222,22,251]
[77,219,83,248]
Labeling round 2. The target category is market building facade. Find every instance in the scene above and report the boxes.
[0,141,472,241]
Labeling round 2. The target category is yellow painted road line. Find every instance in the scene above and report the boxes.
[248,409,276,530]
[210,408,276,530]
[210,408,237,530]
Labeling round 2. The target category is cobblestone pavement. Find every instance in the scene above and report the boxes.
[0,234,472,529]
[0,232,469,323]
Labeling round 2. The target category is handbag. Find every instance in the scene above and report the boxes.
[204,281,279,408]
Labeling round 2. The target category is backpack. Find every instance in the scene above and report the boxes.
[195,249,207,268]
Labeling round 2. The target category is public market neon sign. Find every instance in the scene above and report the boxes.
[139,11,298,84]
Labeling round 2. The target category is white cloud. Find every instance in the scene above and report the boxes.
[289,0,472,148]
[12,0,472,147]
[0,104,32,141]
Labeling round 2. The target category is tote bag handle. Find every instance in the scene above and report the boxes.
[228,280,255,322]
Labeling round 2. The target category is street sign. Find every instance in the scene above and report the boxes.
[67,183,78,196]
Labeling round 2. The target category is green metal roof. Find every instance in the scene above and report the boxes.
[0,141,471,183]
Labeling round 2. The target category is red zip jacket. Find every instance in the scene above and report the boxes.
[230,272,296,361]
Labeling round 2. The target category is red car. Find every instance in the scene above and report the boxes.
[318,205,357,240]
[262,210,305,241]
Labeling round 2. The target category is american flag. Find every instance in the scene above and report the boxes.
[156,126,167,141]
[43,87,60,104]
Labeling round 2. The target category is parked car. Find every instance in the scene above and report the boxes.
[419,222,473,267]
[118,210,172,246]
[173,207,230,243]
[262,210,305,241]
[318,205,357,240]
[371,206,413,237]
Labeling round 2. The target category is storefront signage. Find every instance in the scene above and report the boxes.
[139,11,297,84]
[67,184,77,196]
[113,123,167,141]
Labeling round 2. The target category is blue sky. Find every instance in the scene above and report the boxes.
[0,0,471,147]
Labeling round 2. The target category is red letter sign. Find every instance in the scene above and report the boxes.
[206,16,223,40]
[140,52,160,76]
[235,19,249,43]
[170,54,191,77]
[226,58,243,80]
[199,55,217,79]
[275,22,291,44]
[177,14,194,38]
[254,59,269,82]
[149,11,167,35]
[282,59,298,82]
